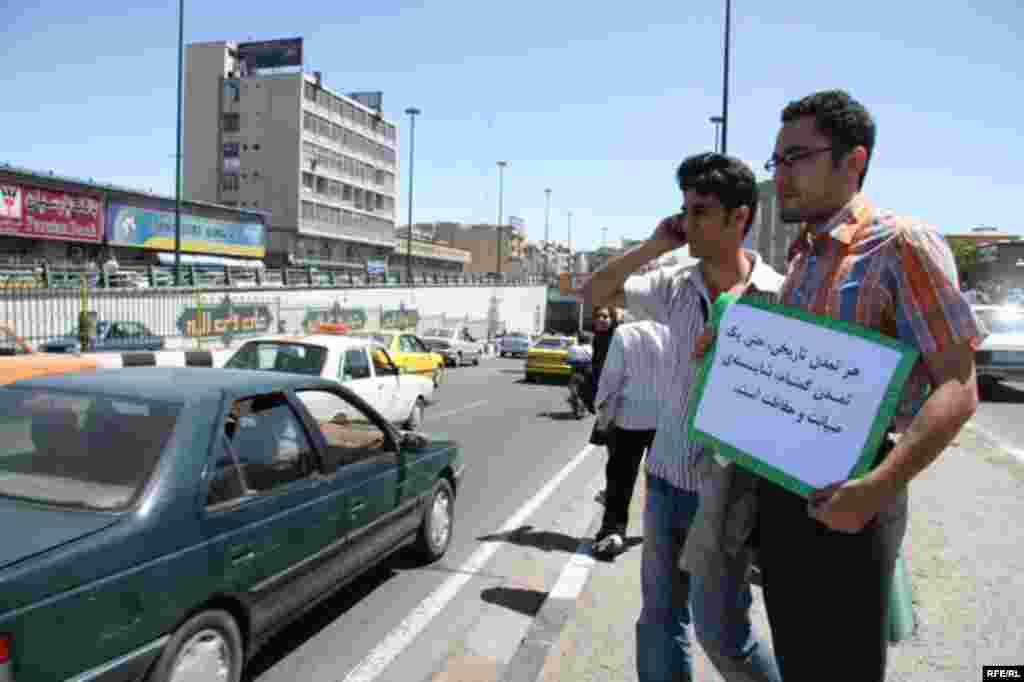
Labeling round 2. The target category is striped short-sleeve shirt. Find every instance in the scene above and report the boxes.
[625,251,785,491]
[782,193,987,430]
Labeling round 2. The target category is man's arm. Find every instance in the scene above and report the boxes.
[581,214,687,310]
[811,342,978,532]
[870,342,978,492]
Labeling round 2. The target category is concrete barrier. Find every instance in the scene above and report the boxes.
[85,349,233,369]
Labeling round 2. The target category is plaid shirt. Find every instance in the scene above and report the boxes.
[781,193,987,430]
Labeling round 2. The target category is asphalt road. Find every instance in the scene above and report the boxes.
[972,379,1024,457]
[249,357,606,682]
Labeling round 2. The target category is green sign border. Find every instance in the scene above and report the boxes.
[684,292,919,498]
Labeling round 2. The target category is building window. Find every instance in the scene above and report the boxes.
[222,113,240,132]
[222,174,239,191]
[305,82,317,101]
[302,172,314,191]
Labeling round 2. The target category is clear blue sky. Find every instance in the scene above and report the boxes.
[5,1,1022,252]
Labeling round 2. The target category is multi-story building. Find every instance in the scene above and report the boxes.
[747,179,802,273]
[411,221,526,276]
[183,38,399,272]
[390,226,471,276]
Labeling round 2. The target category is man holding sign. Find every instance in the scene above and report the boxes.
[584,153,783,682]
[694,90,986,681]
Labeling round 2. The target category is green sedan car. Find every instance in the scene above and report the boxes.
[0,367,464,681]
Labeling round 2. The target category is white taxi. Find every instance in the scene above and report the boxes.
[223,334,435,429]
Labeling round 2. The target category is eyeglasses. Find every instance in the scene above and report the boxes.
[764,147,833,172]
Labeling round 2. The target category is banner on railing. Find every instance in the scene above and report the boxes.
[176,295,274,338]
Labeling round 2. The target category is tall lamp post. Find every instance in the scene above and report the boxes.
[543,187,552,281]
[173,0,184,285]
[404,107,420,284]
[567,210,573,275]
[496,161,508,277]
[720,0,732,155]
[710,115,724,153]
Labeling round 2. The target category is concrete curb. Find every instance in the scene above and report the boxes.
[500,496,604,682]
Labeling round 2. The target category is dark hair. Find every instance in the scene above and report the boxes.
[781,90,876,189]
[675,153,758,237]
[592,305,619,327]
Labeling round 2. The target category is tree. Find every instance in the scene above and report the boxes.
[948,239,977,282]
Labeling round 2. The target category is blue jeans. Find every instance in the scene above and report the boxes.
[637,474,781,682]
[636,474,699,682]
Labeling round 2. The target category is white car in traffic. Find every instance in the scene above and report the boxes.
[973,305,1024,389]
[223,334,435,429]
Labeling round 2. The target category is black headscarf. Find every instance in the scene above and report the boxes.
[589,307,620,402]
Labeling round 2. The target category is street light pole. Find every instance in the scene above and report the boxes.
[174,0,184,285]
[543,188,551,281]
[710,115,724,153]
[720,0,732,155]
[404,107,420,285]
[496,161,507,277]
[567,210,573,275]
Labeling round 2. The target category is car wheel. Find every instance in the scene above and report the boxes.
[405,397,425,430]
[472,354,480,366]
[146,609,243,682]
[412,478,454,562]
[525,373,535,383]
[500,351,506,358]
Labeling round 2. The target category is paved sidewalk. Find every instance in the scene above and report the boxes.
[508,421,1024,681]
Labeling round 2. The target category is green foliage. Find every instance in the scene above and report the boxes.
[948,239,977,276]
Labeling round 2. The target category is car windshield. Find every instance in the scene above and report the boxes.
[506,333,528,340]
[535,338,570,350]
[421,329,454,339]
[225,341,328,375]
[0,387,181,510]
[975,309,1024,335]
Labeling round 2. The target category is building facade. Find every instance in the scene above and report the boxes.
[747,179,802,273]
[389,228,471,276]
[0,164,267,270]
[184,38,399,273]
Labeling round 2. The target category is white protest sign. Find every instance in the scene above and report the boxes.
[687,296,917,496]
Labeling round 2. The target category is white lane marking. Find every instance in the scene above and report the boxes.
[340,443,598,682]
[430,400,489,420]
[966,422,1024,463]
[548,545,598,601]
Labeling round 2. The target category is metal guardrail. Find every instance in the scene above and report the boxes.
[0,267,556,352]
[0,264,554,291]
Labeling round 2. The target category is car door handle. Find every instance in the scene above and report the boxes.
[231,550,257,566]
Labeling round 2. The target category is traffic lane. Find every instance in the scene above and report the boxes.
[971,380,1024,456]
[249,357,600,681]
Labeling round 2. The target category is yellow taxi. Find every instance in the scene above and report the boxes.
[346,330,446,387]
[525,335,575,382]
[0,325,99,385]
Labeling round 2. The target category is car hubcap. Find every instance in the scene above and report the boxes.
[168,629,231,682]
[430,490,451,549]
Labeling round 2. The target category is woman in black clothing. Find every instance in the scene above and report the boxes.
[587,306,620,439]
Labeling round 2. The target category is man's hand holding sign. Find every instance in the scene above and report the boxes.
[687,294,919,533]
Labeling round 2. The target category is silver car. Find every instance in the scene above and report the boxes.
[498,332,532,358]
[973,305,1024,389]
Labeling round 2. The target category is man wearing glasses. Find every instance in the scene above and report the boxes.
[583,153,782,682]
[744,90,982,681]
